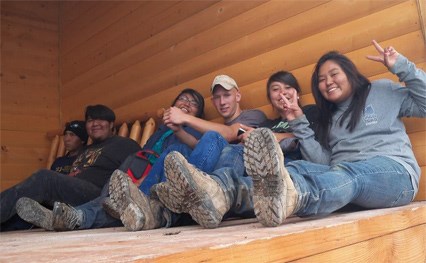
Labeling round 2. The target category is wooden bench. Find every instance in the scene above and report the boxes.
[1,201,424,262]
[10,94,426,263]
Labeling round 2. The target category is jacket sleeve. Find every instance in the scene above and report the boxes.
[289,115,331,164]
[393,55,426,117]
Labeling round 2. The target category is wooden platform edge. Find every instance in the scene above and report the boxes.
[149,202,426,263]
[0,198,424,263]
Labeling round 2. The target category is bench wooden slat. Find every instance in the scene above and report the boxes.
[129,120,142,143]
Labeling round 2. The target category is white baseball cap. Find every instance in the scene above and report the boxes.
[210,75,239,94]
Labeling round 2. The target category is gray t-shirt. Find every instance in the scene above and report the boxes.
[289,55,426,193]
[225,109,267,127]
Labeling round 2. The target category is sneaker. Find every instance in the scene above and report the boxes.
[156,151,230,229]
[15,197,53,231]
[243,128,298,227]
[102,197,120,219]
[109,169,165,231]
[52,202,83,231]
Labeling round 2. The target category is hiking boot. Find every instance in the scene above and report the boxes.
[151,181,184,213]
[15,197,53,231]
[102,197,120,219]
[109,169,165,231]
[243,128,298,227]
[156,151,230,229]
[52,202,83,231]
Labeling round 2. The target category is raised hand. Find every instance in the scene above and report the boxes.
[163,106,187,126]
[366,40,399,70]
[280,92,303,121]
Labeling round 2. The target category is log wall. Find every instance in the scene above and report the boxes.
[1,0,425,199]
[1,1,59,190]
[59,0,426,199]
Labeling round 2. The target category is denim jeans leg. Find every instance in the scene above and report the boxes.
[140,143,193,196]
[188,131,229,173]
[0,169,101,223]
[209,144,255,219]
[77,183,122,229]
[287,156,415,217]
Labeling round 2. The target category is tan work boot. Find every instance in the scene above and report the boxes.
[102,197,120,219]
[109,169,165,231]
[52,202,83,231]
[155,151,230,229]
[16,197,54,231]
[244,128,298,227]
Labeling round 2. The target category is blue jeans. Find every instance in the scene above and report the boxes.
[140,131,228,196]
[209,144,255,219]
[211,155,414,220]
[77,183,122,229]
[287,156,415,216]
[78,131,229,229]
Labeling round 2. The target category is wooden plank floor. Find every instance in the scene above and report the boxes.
[1,202,425,263]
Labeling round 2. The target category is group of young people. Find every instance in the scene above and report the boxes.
[1,40,424,233]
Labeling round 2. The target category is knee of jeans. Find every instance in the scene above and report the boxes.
[167,143,190,153]
[391,190,415,207]
[203,131,225,143]
[287,160,329,175]
[31,169,51,182]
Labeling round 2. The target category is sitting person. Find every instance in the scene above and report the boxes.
[1,120,88,230]
[109,74,268,230]
[153,71,319,228]
[50,120,88,174]
[15,89,206,231]
[0,104,141,231]
[159,40,425,229]
[242,40,425,227]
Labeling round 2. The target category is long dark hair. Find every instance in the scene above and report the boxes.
[266,70,301,105]
[171,88,205,119]
[311,51,371,148]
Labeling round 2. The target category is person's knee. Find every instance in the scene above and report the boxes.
[203,131,222,141]
[30,169,55,183]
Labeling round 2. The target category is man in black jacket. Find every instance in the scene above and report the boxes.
[0,105,141,231]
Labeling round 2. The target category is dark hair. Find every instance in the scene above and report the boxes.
[172,88,205,118]
[311,51,371,148]
[266,70,302,105]
[64,120,88,144]
[85,104,116,123]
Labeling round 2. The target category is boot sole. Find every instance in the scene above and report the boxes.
[152,182,183,213]
[161,152,222,228]
[16,197,53,231]
[244,128,287,227]
[109,170,147,231]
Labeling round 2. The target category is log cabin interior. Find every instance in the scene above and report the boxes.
[1,0,425,262]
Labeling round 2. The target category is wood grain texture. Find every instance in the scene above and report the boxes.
[0,202,424,262]
[1,1,59,190]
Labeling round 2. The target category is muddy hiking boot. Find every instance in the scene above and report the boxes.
[155,151,230,229]
[52,202,83,231]
[109,169,165,231]
[16,197,54,231]
[102,197,120,219]
[244,128,298,227]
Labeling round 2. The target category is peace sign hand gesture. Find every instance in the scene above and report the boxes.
[280,92,303,121]
[366,40,399,70]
